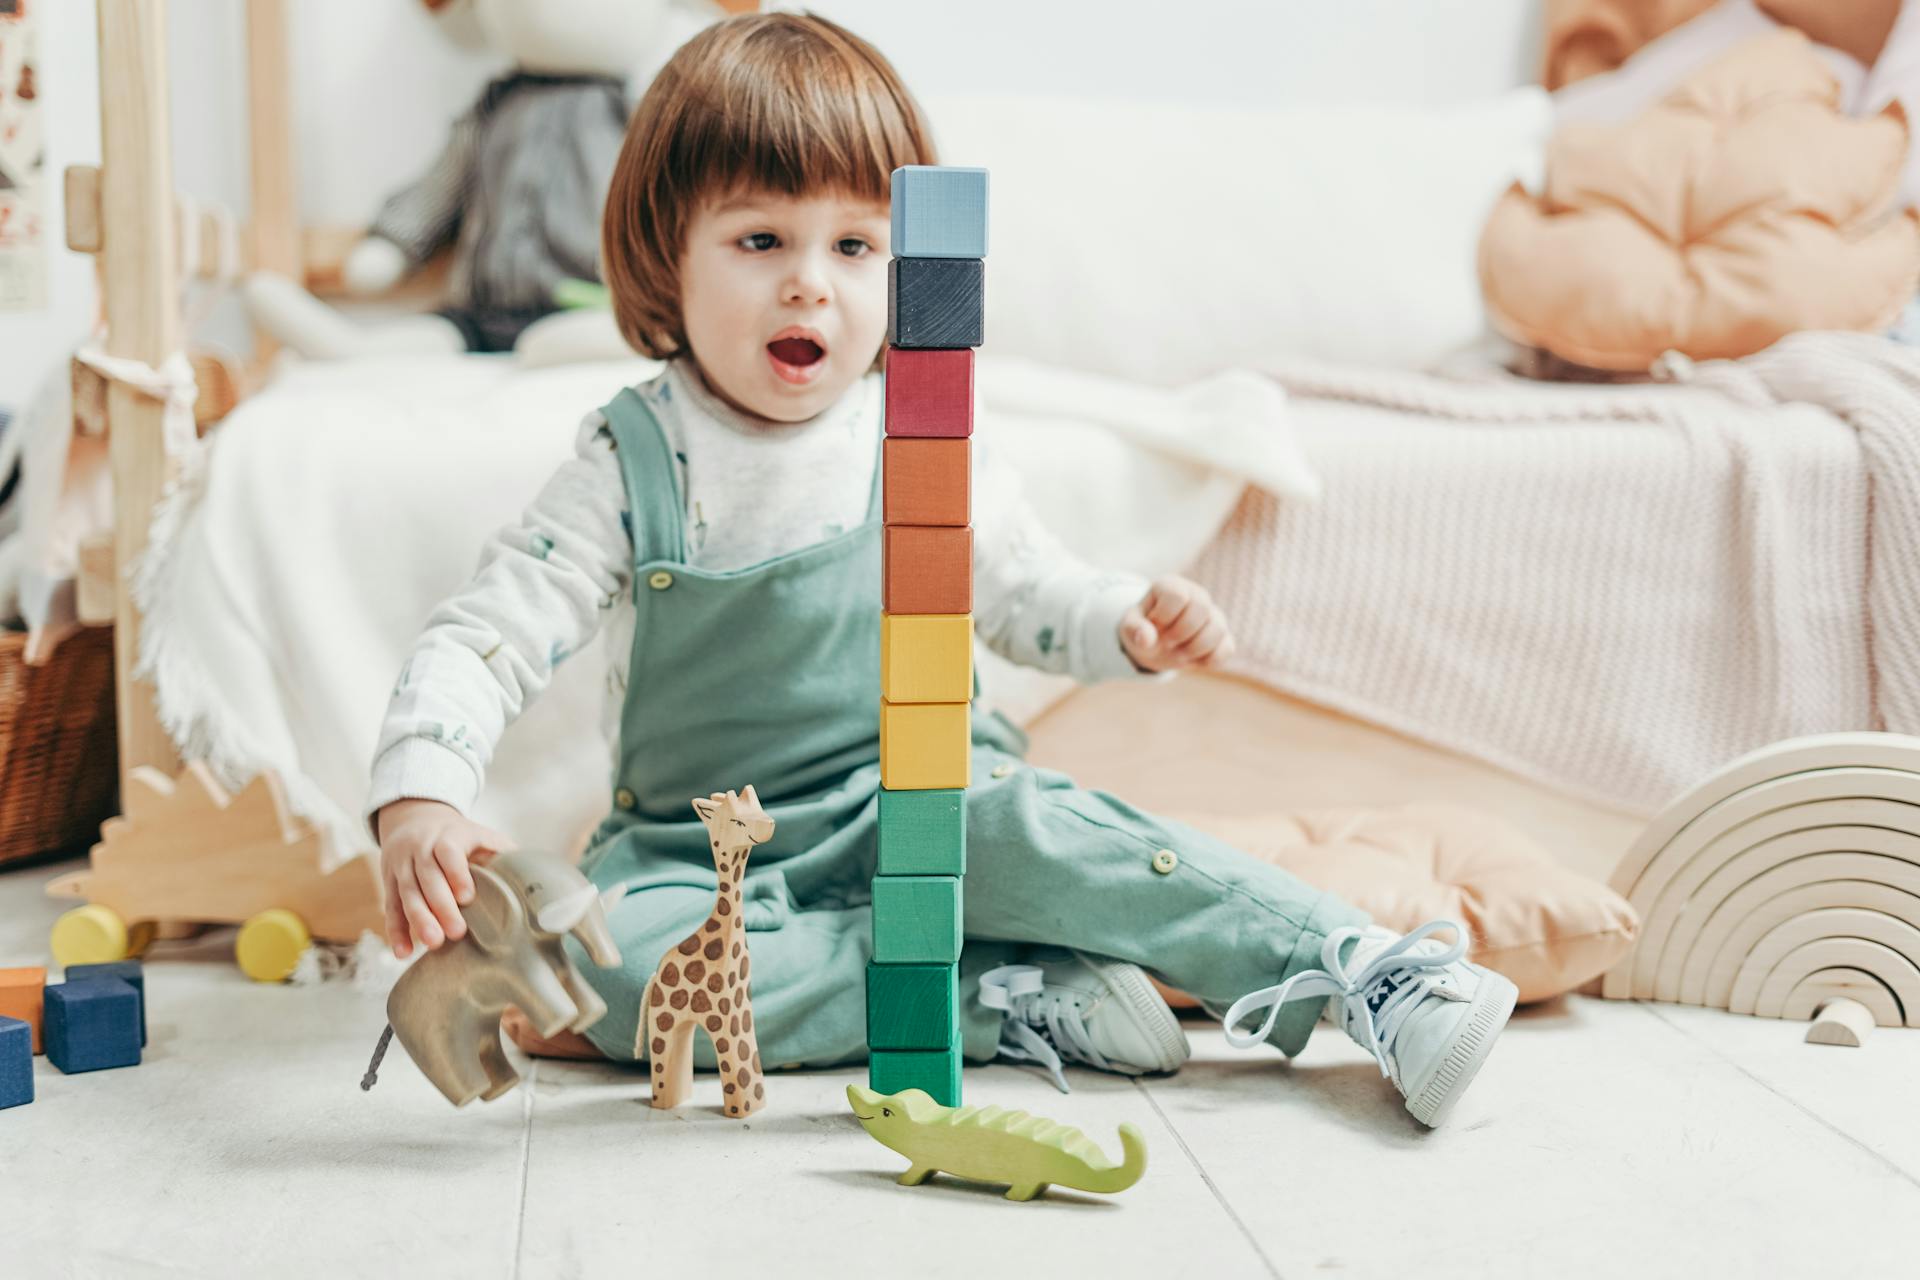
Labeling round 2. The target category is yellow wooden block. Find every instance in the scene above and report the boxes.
[881,614,974,704]
[880,701,971,790]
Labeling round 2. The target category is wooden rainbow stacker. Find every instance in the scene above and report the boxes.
[869,165,988,1107]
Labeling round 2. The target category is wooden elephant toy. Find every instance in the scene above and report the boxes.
[362,851,620,1107]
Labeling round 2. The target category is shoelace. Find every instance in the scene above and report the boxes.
[977,963,1114,1094]
[1219,920,1468,1088]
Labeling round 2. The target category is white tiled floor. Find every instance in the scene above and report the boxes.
[5,857,1918,1279]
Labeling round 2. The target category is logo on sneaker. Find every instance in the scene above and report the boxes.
[1366,974,1402,1014]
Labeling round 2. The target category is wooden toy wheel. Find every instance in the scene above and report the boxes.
[50,904,132,967]
[235,909,311,983]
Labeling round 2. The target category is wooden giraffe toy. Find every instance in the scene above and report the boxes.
[637,786,775,1116]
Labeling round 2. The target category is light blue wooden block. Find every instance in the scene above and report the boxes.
[891,166,989,259]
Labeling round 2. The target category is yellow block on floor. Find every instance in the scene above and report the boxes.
[880,700,971,790]
[881,614,974,704]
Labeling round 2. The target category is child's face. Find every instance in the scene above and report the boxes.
[679,190,891,423]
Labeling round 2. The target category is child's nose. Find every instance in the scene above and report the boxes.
[782,252,832,306]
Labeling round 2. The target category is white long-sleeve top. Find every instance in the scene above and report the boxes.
[367,359,1153,820]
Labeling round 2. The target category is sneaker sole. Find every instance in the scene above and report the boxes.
[1073,950,1192,1075]
[1404,972,1518,1128]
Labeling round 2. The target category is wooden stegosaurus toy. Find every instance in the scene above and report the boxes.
[46,762,384,982]
[847,1085,1147,1201]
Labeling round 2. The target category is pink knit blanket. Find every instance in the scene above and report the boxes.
[1193,334,1920,815]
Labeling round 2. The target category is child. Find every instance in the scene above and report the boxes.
[369,12,1516,1127]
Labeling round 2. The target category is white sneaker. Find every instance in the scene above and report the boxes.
[978,950,1191,1092]
[1221,920,1517,1127]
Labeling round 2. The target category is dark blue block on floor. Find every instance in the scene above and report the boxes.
[0,1016,30,1109]
[66,960,146,1046]
[44,978,142,1074]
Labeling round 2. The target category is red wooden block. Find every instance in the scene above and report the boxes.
[0,967,46,1054]
[884,438,970,527]
[884,347,973,438]
[884,526,972,614]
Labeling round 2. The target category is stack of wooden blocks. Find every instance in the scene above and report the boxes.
[868,165,988,1109]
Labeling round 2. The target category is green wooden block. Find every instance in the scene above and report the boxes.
[878,788,966,876]
[867,962,958,1051]
[869,1047,962,1107]
[871,876,962,964]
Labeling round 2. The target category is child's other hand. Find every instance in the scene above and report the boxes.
[1119,576,1237,673]
[375,798,517,959]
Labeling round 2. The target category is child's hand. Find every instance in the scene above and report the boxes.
[1118,576,1237,673]
[375,798,517,959]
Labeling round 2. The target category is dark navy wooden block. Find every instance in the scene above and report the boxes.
[66,961,145,1046]
[891,166,989,259]
[44,978,142,1074]
[888,258,984,349]
[0,1016,30,1109]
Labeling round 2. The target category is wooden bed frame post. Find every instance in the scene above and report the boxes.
[96,0,183,790]
[245,0,297,360]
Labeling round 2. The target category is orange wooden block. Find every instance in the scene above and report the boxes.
[885,526,972,615]
[0,966,47,1054]
[884,438,970,527]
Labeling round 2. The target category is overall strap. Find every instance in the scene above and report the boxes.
[863,378,885,522]
[601,386,688,567]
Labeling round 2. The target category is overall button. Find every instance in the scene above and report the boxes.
[990,763,1015,779]
[1151,848,1179,875]
[615,787,638,811]
[647,571,674,591]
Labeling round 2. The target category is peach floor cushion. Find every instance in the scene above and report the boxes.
[1480,30,1920,372]
[1157,805,1640,1006]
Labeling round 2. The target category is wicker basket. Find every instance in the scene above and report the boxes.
[0,626,120,867]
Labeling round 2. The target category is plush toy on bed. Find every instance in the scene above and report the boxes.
[243,0,683,366]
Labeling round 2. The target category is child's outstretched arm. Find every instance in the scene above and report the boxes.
[972,434,1235,682]
[367,412,631,957]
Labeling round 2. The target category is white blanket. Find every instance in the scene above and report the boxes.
[1195,333,1917,816]
[133,354,1311,861]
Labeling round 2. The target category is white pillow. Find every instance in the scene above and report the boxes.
[923,89,1552,384]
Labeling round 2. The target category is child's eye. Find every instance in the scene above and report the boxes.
[739,232,778,252]
[835,238,871,258]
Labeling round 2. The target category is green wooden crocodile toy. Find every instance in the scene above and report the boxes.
[846,1085,1147,1201]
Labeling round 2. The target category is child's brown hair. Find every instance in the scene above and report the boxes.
[602,12,937,360]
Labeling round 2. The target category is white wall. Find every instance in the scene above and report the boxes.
[1,0,1541,406]
[806,0,1542,110]
[0,0,102,412]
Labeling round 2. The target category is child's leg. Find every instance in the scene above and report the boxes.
[566,873,1019,1069]
[956,747,1370,1058]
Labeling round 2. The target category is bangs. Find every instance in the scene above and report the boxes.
[682,20,929,206]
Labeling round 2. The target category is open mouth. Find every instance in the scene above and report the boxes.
[766,330,828,385]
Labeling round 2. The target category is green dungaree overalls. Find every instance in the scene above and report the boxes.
[569,385,1367,1068]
